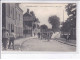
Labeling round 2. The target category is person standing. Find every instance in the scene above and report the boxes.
[8,30,15,50]
[38,33,40,38]
[2,28,9,50]
[47,33,50,41]
[66,34,70,42]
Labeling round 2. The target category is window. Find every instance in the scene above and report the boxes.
[11,7,13,17]
[11,24,14,32]
[13,25,14,31]
[19,14,20,21]
[7,4,10,17]
[8,24,10,34]
[13,8,15,20]
[9,4,10,17]
[15,11,17,19]
[11,24,12,31]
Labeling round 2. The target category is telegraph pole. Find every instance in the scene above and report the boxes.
[63,9,64,35]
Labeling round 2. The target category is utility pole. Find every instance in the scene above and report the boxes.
[63,9,64,35]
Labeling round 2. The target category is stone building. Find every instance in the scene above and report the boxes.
[23,9,40,37]
[2,3,23,38]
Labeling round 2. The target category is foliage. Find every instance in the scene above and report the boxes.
[34,18,39,23]
[66,3,76,28]
[33,24,36,29]
[61,3,76,32]
[40,24,48,30]
[61,20,72,32]
[30,11,35,17]
[48,15,60,33]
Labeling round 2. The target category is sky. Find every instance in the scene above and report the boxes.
[19,3,69,28]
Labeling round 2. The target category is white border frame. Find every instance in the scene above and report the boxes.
[1,0,80,59]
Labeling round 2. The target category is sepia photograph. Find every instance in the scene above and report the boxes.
[2,3,76,52]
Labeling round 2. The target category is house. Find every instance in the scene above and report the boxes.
[23,9,40,37]
[2,3,23,38]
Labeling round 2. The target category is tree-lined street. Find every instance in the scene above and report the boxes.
[16,37,75,51]
[20,38,76,51]
[6,35,75,51]
[2,3,76,52]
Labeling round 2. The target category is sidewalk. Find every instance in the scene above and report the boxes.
[3,36,36,51]
[54,38,76,47]
[15,36,37,50]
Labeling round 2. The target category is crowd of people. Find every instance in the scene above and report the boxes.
[38,32,53,41]
[2,28,15,50]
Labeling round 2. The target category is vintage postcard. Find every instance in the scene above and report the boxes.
[2,2,76,52]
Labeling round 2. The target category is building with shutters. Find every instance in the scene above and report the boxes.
[23,9,40,37]
[2,3,23,38]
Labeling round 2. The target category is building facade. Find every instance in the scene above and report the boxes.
[23,9,40,37]
[2,3,23,38]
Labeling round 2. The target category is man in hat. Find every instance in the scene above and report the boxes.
[2,28,9,50]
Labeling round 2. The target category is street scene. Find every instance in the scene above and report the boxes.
[2,3,76,52]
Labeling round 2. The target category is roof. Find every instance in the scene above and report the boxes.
[23,10,40,22]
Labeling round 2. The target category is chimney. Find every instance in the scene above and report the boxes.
[27,9,29,13]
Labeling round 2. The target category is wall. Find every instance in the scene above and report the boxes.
[2,3,23,38]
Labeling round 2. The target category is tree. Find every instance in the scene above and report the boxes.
[33,24,36,29]
[33,18,40,29]
[61,3,76,32]
[48,15,60,33]
[30,11,35,17]
[66,3,76,28]
[61,19,72,32]
[34,18,40,23]
[61,3,76,39]
[40,24,48,30]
